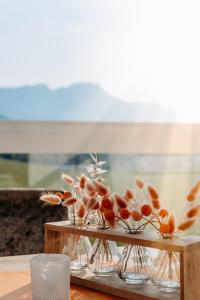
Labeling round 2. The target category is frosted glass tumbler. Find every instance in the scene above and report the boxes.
[31,254,70,300]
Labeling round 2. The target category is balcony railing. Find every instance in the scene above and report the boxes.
[0,120,200,154]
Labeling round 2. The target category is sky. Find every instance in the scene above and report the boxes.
[1,0,200,121]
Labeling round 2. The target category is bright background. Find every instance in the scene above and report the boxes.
[1,0,200,121]
[1,1,200,235]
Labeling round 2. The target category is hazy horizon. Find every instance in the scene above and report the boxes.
[0,82,176,122]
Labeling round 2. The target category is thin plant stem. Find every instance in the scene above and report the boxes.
[72,205,76,225]
[141,216,160,232]
[115,216,132,233]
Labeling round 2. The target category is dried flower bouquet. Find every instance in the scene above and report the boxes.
[40,154,200,285]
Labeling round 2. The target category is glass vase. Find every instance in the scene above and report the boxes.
[151,250,180,292]
[117,244,151,284]
[88,239,121,276]
[62,234,92,271]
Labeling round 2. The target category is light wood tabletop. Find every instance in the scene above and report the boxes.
[0,254,122,300]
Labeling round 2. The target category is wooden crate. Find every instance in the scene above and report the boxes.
[45,221,200,300]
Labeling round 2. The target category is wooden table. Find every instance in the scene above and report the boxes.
[0,254,122,300]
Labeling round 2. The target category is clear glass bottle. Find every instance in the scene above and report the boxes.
[62,234,92,271]
[117,244,151,284]
[151,250,180,292]
[88,239,121,276]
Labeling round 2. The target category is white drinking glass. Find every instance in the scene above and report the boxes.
[31,254,70,300]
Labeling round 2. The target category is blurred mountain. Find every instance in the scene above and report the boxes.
[0,114,8,120]
[0,83,174,122]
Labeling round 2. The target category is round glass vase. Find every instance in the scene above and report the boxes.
[88,239,121,276]
[62,235,92,271]
[117,244,152,284]
[151,250,180,292]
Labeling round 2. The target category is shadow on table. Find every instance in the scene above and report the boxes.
[0,284,31,300]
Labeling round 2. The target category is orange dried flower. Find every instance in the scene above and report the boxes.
[135,177,145,189]
[87,197,97,210]
[141,204,152,216]
[77,204,86,219]
[94,180,108,196]
[152,198,161,210]
[40,194,61,205]
[125,189,134,200]
[61,174,74,185]
[159,208,169,218]
[79,175,87,189]
[82,195,89,206]
[56,192,63,199]
[186,181,200,201]
[93,201,99,210]
[113,193,127,209]
[101,197,113,210]
[177,219,196,231]
[63,191,72,199]
[88,190,97,197]
[168,213,176,233]
[99,205,105,213]
[187,204,200,218]
[62,197,77,207]
[148,185,159,200]
[86,182,95,193]
[131,209,142,221]
[160,223,171,234]
[104,210,115,222]
[119,208,130,219]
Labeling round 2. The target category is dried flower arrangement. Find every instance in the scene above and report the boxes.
[149,181,200,239]
[40,154,200,238]
[149,181,200,291]
[40,154,107,227]
[41,154,200,290]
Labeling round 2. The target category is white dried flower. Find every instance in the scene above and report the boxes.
[61,173,74,185]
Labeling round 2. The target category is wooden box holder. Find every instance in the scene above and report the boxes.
[45,221,200,300]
